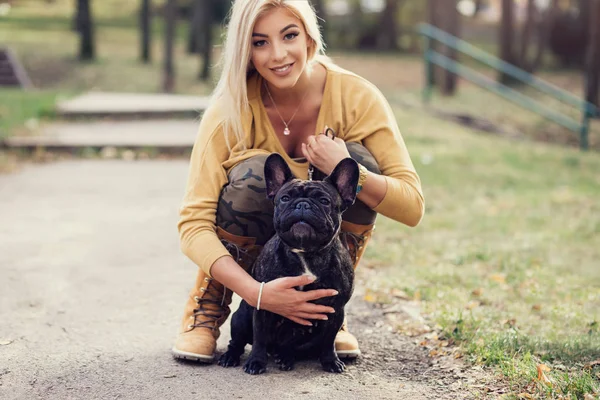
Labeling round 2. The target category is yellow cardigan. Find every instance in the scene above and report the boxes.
[178,61,425,277]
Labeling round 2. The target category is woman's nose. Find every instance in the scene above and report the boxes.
[271,42,287,62]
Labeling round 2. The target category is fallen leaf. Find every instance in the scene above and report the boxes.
[501,318,517,328]
[490,274,506,284]
[466,301,480,310]
[532,304,542,312]
[518,393,534,399]
[363,289,377,303]
[536,364,553,387]
[363,294,376,303]
[584,360,600,370]
[471,288,483,297]
[390,289,411,300]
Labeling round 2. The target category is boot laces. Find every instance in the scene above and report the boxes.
[340,231,366,264]
[190,279,229,330]
[220,238,257,274]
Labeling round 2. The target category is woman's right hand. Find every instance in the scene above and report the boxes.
[255,275,338,326]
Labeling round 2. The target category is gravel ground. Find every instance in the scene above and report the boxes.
[0,160,490,400]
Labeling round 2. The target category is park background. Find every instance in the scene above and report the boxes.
[0,0,599,398]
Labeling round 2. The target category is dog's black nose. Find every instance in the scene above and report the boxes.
[295,201,312,210]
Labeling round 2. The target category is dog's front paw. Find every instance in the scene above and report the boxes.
[244,358,267,375]
[276,355,295,371]
[321,358,346,373]
[218,351,240,368]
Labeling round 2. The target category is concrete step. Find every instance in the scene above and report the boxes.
[2,120,199,150]
[0,76,19,85]
[56,92,211,120]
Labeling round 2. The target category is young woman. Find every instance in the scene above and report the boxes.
[173,0,424,363]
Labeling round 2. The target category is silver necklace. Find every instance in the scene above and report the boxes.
[264,81,310,136]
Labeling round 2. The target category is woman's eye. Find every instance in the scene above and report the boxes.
[253,40,267,47]
[281,195,290,202]
[284,32,299,40]
[319,198,330,206]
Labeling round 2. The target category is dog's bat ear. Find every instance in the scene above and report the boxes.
[264,153,294,200]
[325,158,359,210]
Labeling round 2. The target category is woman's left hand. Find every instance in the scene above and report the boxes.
[301,128,351,176]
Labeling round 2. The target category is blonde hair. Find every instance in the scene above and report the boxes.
[211,0,326,149]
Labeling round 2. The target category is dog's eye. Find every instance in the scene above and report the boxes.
[280,195,290,202]
[319,198,330,206]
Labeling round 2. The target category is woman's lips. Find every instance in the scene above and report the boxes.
[270,62,294,77]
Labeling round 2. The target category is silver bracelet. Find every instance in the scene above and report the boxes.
[256,282,265,311]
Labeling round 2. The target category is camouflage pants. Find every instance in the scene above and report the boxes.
[216,142,380,246]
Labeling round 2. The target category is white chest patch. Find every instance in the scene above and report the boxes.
[292,251,317,289]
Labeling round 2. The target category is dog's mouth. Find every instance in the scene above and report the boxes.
[284,219,317,239]
[282,215,317,231]
[289,220,314,231]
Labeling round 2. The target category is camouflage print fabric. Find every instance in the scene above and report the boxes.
[216,143,379,245]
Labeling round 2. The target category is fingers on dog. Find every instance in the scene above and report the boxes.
[302,289,339,302]
[296,312,328,321]
[300,303,336,315]
[289,316,313,326]
[282,275,316,288]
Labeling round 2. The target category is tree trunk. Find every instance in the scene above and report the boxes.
[473,0,484,16]
[140,0,152,63]
[518,0,536,72]
[311,0,328,44]
[77,0,95,61]
[378,0,400,50]
[499,0,517,84]
[428,0,460,95]
[531,0,559,72]
[199,0,212,81]
[585,0,600,108]
[440,0,460,95]
[188,0,204,54]
[428,0,441,86]
[163,0,176,93]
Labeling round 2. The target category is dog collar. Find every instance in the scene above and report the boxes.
[288,225,341,254]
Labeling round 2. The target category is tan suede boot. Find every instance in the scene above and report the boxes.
[340,221,375,270]
[335,221,375,359]
[172,228,262,362]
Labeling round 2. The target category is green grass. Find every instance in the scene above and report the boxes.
[2,5,600,397]
[363,105,600,398]
[0,89,63,139]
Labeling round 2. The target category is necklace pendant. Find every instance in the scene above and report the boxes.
[283,127,290,136]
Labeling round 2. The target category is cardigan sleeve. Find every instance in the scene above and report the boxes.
[342,78,425,227]
[177,107,234,277]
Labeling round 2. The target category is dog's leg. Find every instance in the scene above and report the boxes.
[273,345,296,371]
[243,310,271,375]
[319,314,346,373]
[218,302,253,368]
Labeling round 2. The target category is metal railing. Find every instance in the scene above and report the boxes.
[418,23,598,150]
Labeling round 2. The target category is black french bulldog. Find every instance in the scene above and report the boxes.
[218,153,360,375]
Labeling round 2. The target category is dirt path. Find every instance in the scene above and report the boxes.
[0,160,488,399]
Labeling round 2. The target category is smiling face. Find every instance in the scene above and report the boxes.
[250,7,312,89]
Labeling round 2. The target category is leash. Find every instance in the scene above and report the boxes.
[307,127,336,181]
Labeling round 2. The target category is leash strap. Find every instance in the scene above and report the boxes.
[308,127,336,181]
